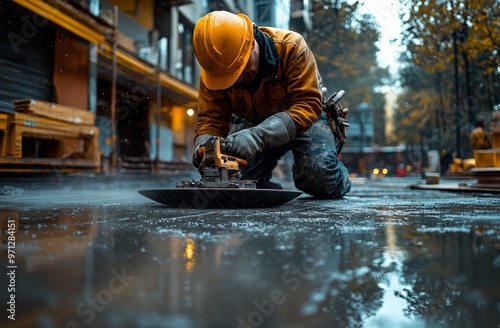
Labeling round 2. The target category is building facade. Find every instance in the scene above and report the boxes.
[0,0,204,172]
[0,0,297,173]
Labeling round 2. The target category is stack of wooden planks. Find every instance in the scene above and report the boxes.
[13,99,96,124]
[0,100,101,173]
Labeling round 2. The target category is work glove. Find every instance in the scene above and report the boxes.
[192,134,214,168]
[226,112,296,161]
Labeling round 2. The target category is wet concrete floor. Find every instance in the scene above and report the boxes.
[0,174,499,328]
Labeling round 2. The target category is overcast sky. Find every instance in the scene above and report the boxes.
[354,0,405,76]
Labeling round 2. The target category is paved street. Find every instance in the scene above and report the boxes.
[0,173,499,328]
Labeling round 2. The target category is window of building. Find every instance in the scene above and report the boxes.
[255,0,274,26]
[175,14,195,85]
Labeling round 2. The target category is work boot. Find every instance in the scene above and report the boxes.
[256,179,283,190]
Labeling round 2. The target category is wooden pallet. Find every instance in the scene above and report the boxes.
[0,156,101,173]
[7,112,99,159]
[493,130,500,149]
[1,100,102,173]
[13,99,95,125]
[474,147,500,168]
[0,113,9,156]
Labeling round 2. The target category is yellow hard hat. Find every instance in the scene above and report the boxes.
[193,11,253,90]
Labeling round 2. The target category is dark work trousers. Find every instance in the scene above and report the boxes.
[233,112,352,199]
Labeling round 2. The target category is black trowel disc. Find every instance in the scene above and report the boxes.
[138,188,302,208]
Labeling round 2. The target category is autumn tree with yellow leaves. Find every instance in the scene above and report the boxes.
[307,0,390,147]
[396,0,500,159]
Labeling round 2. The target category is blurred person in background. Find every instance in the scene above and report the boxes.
[470,120,491,150]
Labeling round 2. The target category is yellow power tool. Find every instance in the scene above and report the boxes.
[177,136,256,189]
[138,136,302,208]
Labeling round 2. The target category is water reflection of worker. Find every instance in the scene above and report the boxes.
[191,11,351,199]
[470,120,491,150]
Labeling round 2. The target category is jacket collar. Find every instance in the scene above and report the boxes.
[233,29,279,91]
[256,28,280,76]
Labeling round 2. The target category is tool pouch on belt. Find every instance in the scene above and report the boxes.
[322,89,349,154]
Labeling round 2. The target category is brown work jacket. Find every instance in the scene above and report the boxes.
[470,127,491,150]
[195,26,323,139]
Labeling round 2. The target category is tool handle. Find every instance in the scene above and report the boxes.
[198,146,248,166]
[235,158,248,166]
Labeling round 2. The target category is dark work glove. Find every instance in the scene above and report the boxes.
[226,112,296,161]
[192,134,214,168]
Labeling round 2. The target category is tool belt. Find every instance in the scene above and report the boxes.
[322,89,349,154]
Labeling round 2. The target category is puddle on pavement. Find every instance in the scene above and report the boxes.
[1,200,499,328]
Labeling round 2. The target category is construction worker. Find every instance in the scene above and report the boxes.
[191,11,351,199]
[470,120,491,150]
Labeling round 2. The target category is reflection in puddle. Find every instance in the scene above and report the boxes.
[366,272,422,327]
[1,203,499,328]
[364,223,421,326]
[184,237,195,273]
